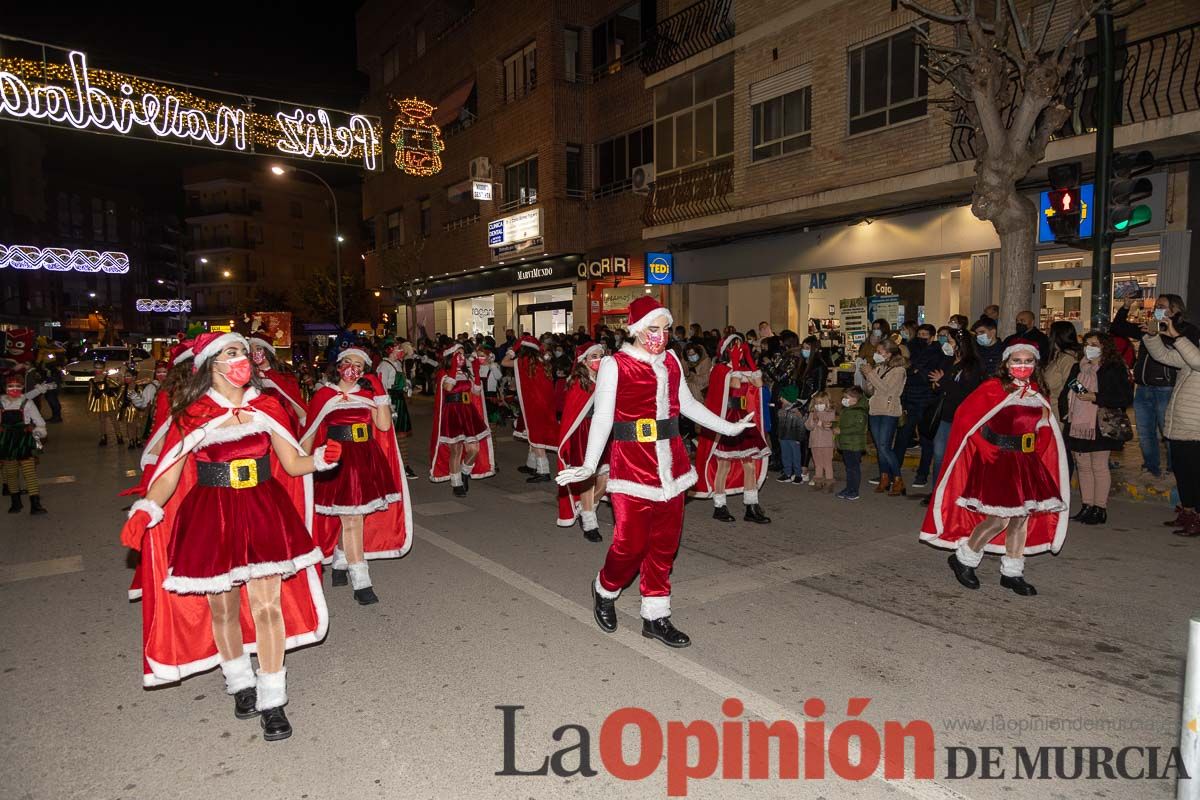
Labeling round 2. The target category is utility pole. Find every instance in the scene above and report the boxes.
[1090,9,1115,332]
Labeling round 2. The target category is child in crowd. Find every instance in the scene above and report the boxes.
[834,386,868,500]
[805,390,836,491]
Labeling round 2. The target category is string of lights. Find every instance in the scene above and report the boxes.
[136,298,192,312]
[391,97,444,177]
[0,244,130,273]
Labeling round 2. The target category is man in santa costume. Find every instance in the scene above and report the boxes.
[556,297,756,647]
[377,340,418,479]
[249,334,306,436]
[429,342,495,494]
[691,334,771,523]
[504,335,558,482]
[556,343,608,541]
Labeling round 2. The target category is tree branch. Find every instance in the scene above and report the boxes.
[1034,0,1058,53]
[900,0,970,25]
[1005,0,1032,57]
[1053,0,1109,62]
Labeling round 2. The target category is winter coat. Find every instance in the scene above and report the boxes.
[1060,361,1134,452]
[835,405,869,452]
[804,408,836,448]
[1043,350,1080,421]
[863,362,906,417]
[1142,335,1200,441]
[685,355,712,401]
[901,340,951,409]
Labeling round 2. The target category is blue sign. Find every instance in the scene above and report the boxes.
[645,252,674,285]
[1039,182,1093,243]
[487,219,505,245]
[809,272,827,290]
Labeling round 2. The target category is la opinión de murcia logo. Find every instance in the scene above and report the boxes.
[496,700,1188,797]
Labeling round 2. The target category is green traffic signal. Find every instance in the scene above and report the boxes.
[1113,204,1151,231]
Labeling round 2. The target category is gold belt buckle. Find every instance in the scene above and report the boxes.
[350,422,370,442]
[1021,432,1036,453]
[635,417,657,443]
[460,393,471,404]
[228,457,259,489]
[738,396,748,410]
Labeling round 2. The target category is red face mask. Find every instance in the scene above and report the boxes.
[452,354,466,371]
[155,370,168,381]
[1009,364,1035,380]
[339,362,364,382]
[641,330,668,355]
[251,349,267,365]
[217,356,252,388]
[6,386,21,398]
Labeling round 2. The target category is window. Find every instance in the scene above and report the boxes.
[565,28,581,82]
[386,210,403,246]
[91,198,104,240]
[752,87,812,161]
[847,25,928,135]
[504,156,538,207]
[503,42,537,103]
[592,1,647,78]
[653,56,733,174]
[415,22,426,58]
[419,198,432,237]
[381,44,401,86]
[289,200,303,219]
[566,145,583,198]
[594,125,653,196]
[104,199,118,241]
[292,231,304,249]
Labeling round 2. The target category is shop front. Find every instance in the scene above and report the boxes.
[578,252,666,332]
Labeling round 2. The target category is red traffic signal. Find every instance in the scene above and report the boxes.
[1048,187,1082,216]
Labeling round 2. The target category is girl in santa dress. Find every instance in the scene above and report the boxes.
[429,343,494,495]
[920,340,1069,596]
[503,335,558,482]
[302,348,411,606]
[119,332,338,741]
[249,333,307,436]
[556,343,609,541]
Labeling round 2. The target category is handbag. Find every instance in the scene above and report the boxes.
[1097,407,1133,442]
[918,394,945,440]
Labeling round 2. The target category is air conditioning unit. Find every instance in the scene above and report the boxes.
[631,163,655,195]
[469,156,492,180]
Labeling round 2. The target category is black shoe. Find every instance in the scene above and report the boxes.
[592,582,617,633]
[526,473,550,483]
[353,586,379,605]
[1071,504,1093,521]
[642,617,691,648]
[98,436,108,447]
[331,568,348,587]
[920,495,931,507]
[29,496,46,515]
[452,483,467,497]
[947,553,980,590]
[461,472,470,493]
[1079,506,1107,526]
[48,416,63,423]
[744,504,771,524]
[1000,575,1038,596]
[582,526,602,543]
[8,494,22,514]
[259,706,292,741]
[712,505,735,522]
[517,465,536,475]
[2,483,7,495]
[404,466,417,479]
[233,687,258,720]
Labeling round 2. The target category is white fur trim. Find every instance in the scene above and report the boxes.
[1001,342,1039,362]
[312,445,338,472]
[713,446,771,459]
[255,668,287,711]
[580,510,599,530]
[437,429,492,445]
[220,653,256,694]
[127,587,143,601]
[575,344,606,364]
[743,489,759,505]
[605,471,697,503]
[337,348,370,366]
[519,339,541,352]
[641,595,671,621]
[193,333,249,368]
[198,416,270,446]
[956,540,984,568]
[348,561,372,590]
[1000,555,1025,578]
[162,546,323,595]
[248,336,276,354]
[713,493,727,508]
[331,547,347,570]
[719,334,741,358]
[627,308,673,336]
[450,472,462,487]
[173,349,194,365]
[314,492,401,516]
[955,496,1068,517]
[460,463,472,475]
[130,498,164,528]
[595,573,621,599]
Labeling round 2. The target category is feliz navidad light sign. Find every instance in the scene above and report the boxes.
[0,36,383,170]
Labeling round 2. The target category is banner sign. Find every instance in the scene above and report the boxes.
[839,297,869,347]
[0,37,382,170]
[488,208,541,247]
[249,311,293,349]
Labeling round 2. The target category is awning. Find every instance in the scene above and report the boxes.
[433,79,475,128]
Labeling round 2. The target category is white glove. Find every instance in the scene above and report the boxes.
[555,466,594,486]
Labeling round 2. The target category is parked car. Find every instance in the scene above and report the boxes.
[63,346,153,389]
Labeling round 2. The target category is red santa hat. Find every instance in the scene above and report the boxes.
[518,335,542,353]
[1001,339,1040,362]
[626,296,672,336]
[336,347,370,365]
[248,333,276,354]
[442,342,464,359]
[170,340,194,366]
[191,331,249,368]
[575,343,605,363]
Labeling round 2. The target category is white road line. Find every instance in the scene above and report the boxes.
[0,555,84,584]
[43,475,77,485]
[418,525,970,800]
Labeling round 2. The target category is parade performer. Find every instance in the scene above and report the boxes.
[692,334,772,523]
[377,341,417,479]
[3,372,47,515]
[249,334,306,436]
[115,364,143,449]
[920,340,1069,596]
[556,297,756,647]
[506,335,558,482]
[430,343,495,495]
[118,332,335,741]
[556,344,608,542]
[141,343,193,471]
[87,358,119,446]
[302,348,412,605]
[132,359,169,449]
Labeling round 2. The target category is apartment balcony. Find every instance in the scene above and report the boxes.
[640,0,735,76]
[185,199,262,220]
[642,158,733,227]
[186,236,258,252]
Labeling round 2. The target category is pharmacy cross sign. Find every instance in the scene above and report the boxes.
[0,35,383,170]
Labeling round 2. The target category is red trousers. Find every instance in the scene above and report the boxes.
[598,493,686,598]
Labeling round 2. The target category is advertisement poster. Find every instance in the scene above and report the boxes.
[249,312,293,349]
[838,297,869,347]
[868,294,900,327]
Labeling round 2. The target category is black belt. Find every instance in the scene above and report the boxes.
[328,422,373,442]
[196,455,271,489]
[612,416,680,442]
[443,392,472,405]
[981,425,1037,453]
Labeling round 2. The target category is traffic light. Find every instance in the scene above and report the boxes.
[1110,149,1154,235]
[1046,162,1083,243]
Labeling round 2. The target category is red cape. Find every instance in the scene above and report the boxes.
[122,389,327,687]
[429,368,495,482]
[138,388,174,471]
[920,378,1069,555]
[512,357,558,451]
[301,378,413,561]
[261,369,307,434]
[691,364,769,497]
[555,381,604,526]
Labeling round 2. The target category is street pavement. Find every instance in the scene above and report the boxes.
[0,391,1195,799]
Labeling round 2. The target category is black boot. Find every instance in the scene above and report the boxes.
[452,482,467,497]
[744,504,771,524]
[526,472,551,483]
[404,465,417,479]
[2,482,9,495]
[712,505,735,522]
[517,465,537,475]
[582,526,602,543]
[642,617,691,648]
[29,496,46,515]
[8,493,22,514]
[592,581,617,633]
[98,435,107,447]
[354,586,379,605]
[331,568,348,587]
[1080,506,1107,526]
[460,471,471,494]
[1000,575,1038,596]
[947,553,980,590]
[1071,504,1093,521]
[259,706,292,741]
[233,688,258,720]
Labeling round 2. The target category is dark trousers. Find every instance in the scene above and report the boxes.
[44,389,61,420]
[892,403,934,480]
[1171,439,1200,508]
[841,449,862,494]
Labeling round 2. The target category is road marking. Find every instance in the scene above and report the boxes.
[0,555,84,584]
[125,469,139,477]
[505,490,553,504]
[43,475,77,484]
[414,500,471,517]
[418,525,970,799]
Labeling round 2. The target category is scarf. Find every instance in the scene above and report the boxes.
[1068,360,1100,440]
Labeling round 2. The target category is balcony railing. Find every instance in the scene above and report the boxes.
[951,21,1200,162]
[640,0,735,76]
[642,158,733,227]
[186,200,261,216]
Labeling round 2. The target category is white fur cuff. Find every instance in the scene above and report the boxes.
[595,574,621,600]
[641,595,671,621]
[332,547,348,570]
[743,490,759,505]
[312,445,338,472]
[1000,555,1025,577]
[130,498,164,528]
[348,562,372,590]
[255,668,287,711]
[956,540,984,568]
[220,653,256,694]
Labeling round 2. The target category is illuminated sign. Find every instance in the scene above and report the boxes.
[1039,183,1094,243]
[472,180,492,200]
[136,299,191,312]
[488,208,541,247]
[645,252,673,285]
[578,256,631,280]
[391,97,444,176]
[516,266,553,281]
[0,39,382,170]
[0,244,129,272]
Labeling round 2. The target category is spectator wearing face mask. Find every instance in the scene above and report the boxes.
[1002,311,1050,363]
[1043,322,1082,423]
[858,319,893,362]
[973,318,1004,376]
[923,329,984,505]
[683,343,712,401]
[861,338,907,494]
[893,323,950,489]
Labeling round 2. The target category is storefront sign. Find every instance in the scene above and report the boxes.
[645,252,674,285]
[869,280,894,297]
[488,208,541,247]
[578,256,630,280]
[602,285,653,312]
[809,272,827,290]
[420,257,578,300]
[839,297,869,347]
[472,181,492,200]
[516,265,554,282]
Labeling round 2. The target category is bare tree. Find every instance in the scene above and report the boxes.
[383,238,428,341]
[902,0,1122,331]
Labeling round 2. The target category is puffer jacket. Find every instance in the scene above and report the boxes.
[1142,335,1200,441]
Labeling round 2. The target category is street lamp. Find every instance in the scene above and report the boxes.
[271,163,343,328]
[222,269,232,278]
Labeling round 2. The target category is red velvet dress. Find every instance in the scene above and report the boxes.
[313,406,399,516]
[957,403,1063,515]
[715,382,768,458]
[438,376,489,442]
[165,430,318,594]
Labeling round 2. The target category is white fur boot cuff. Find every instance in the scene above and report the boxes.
[220,653,256,694]
[331,547,348,570]
[999,555,1025,578]
[348,562,372,590]
[641,595,671,621]
[594,573,621,600]
[744,490,759,505]
[255,668,287,711]
[956,540,985,568]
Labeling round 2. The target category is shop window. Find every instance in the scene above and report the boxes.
[594,125,652,197]
[847,25,928,135]
[504,156,538,207]
[592,1,650,79]
[566,145,584,198]
[565,28,581,83]
[504,41,537,103]
[420,198,432,237]
[386,209,403,246]
[752,86,812,161]
[653,56,733,174]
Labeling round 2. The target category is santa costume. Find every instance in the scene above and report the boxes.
[301,347,412,605]
[119,332,337,741]
[509,335,558,482]
[377,341,417,479]
[140,342,194,471]
[87,358,119,445]
[429,343,495,495]
[556,343,609,541]
[556,297,756,648]
[249,334,306,436]
[920,340,1069,596]
[692,334,771,523]
[2,371,47,515]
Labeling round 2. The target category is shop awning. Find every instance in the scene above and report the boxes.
[433,79,475,128]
